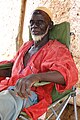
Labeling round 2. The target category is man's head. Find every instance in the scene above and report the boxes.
[29,7,53,42]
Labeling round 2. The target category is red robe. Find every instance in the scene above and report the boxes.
[0,40,78,120]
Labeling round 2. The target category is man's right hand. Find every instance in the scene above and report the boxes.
[15,74,40,99]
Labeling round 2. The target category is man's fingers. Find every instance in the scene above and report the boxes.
[26,88,31,95]
[15,78,31,98]
[20,82,29,98]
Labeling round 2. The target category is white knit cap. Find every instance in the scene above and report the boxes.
[35,6,53,20]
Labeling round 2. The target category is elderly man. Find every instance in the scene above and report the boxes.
[0,7,78,120]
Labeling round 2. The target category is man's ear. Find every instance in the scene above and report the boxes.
[49,21,54,30]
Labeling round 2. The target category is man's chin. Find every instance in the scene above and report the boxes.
[31,26,49,42]
[31,35,42,42]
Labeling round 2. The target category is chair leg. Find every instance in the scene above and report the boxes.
[46,95,71,120]
[56,95,71,120]
[73,96,78,120]
[46,107,61,120]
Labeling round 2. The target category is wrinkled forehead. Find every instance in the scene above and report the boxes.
[30,10,51,21]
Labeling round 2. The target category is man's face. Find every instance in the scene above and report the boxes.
[29,10,51,41]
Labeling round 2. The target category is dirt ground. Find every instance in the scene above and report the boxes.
[46,104,80,120]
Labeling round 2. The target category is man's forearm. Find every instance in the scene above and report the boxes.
[37,71,66,85]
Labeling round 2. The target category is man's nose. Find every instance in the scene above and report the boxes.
[32,23,37,27]
[32,21,39,27]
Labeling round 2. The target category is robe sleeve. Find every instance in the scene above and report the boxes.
[41,46,78,92]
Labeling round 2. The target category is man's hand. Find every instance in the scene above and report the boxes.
[15,74,40,99]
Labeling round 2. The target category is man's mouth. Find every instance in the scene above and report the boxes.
[32,31,39,35]
[31,28,40,35]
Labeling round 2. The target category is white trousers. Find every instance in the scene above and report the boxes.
[0,90,23,120]
[0,89,38,120]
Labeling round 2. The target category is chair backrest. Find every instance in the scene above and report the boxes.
[49,21,70,48]
[29,21,70,48]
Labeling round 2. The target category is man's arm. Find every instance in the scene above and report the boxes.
[15,71,65,98]
[36,71,65,85]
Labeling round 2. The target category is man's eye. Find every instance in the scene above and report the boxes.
[30,20,45,26]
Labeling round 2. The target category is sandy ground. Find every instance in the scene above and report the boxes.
[46,104,80,120]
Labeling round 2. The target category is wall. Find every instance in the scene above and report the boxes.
[0,0,21,60]
[70,0,80,87]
